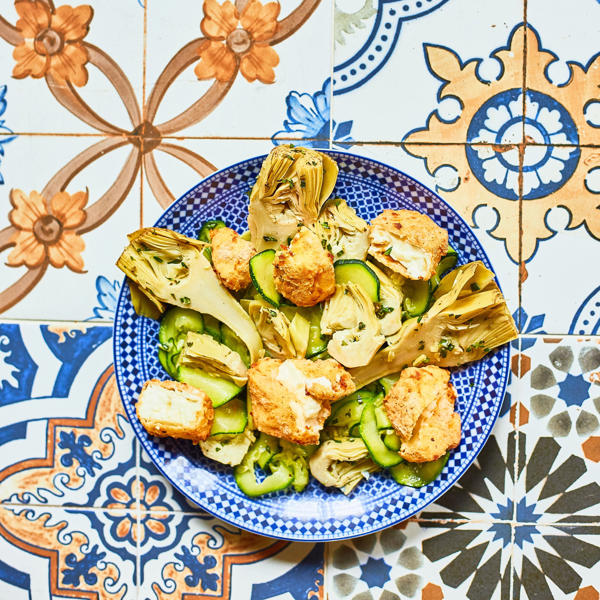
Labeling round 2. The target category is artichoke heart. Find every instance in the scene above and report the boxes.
[244,299,306,359]
[177,331,248,386]
[248,145,339,251]
[116,227,263,363]
[351,261,519,387]
[311,198,370,260]
[321,282,385,368]
[309,438,379,495]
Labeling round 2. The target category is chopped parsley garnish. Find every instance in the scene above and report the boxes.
[384,247,392,256]
[322,221,330,229]
[153,256,163,263]
[358,321,366,331]
[263,235,277,242]
[438,338,455,357]
[375,304,394,319]
[180,296,191,305]
[470,282,481,291]
[417,340,425,351]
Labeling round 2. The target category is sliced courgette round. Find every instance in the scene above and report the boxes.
[389,453,449,488]
[210,397,247,435]
[158,307,204,352]
[198,219,226,242]
[402,279,432,318]
[176,365,242,407]
[249,249,281,307]
[359,403,402,467]
[334,259,380,302]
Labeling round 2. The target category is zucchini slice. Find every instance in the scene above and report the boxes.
[158,348,177,379]
[158,307,204,353]
[359,403,402,467]
[210,397,247,435]
[430,248,459,290]
[177,365,242,407]
[334,260,380,302]
[382,431,401,452]
[249,249,281,307]
[233,434,294,497]
[379,374,400,396]
[389,453,449,488]
[306,307,327,358]
[327,390,375,430]
[402,279,432,318]
[198,219,226,242]
[203,314,222,342]
[221,324,251,367]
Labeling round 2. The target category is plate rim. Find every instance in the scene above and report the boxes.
[113,148,511,541]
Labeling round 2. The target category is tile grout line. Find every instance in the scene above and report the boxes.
[2,130,600,148]
[4,501,597,527]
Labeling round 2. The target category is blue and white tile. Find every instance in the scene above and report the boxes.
[333,0,524,144]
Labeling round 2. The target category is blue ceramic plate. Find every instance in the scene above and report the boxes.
[113,150,511,541]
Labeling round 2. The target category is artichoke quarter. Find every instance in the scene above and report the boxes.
[248,145,339,251]
[116,227,263,364]
[320,282,385,368]
[351,261,518,387]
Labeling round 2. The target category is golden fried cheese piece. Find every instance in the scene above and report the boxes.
[368,209,448,280]
[384,365,461,463]
[273,228,336,307]
[248,358,355,445]
[136,379,214,442]
[210,226,255,291]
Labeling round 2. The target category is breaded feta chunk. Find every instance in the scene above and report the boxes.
[210,226,255,291]
[273,227,336,307]
[248,358,355,445]
[368,210,448,280]
[136,379,214,442]
[383,365,461,463]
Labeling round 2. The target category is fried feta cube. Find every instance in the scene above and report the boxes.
[383,365,461,463]
[368,210,448,280]
[248,358,355,445]
[273,227,336,307]
[210,226,255,291]
[136,379,214,442]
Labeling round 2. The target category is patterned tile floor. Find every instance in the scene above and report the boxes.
[0,0,599,598]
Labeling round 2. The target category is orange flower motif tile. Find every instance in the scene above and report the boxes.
[12,0,93,86]
[7,188,87,272]
[195,0,280,83]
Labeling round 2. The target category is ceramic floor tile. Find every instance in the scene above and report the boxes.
[420,347,519,522]
[348,143,520,315]
[525,3,600,147]
[511,525,600,600]
[0,134,140,321]
[0,0,145,135]
[327,519,512,600]
[515,336,600,524]
[0,321,142,513]
[141,138,274,225]
[138,520,323,599]
[520,143,599,335]
[333,0,524,144]
[0,504,137,598]
[145,0,333,141]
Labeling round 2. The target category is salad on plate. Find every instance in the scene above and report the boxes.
[116,145,518,498]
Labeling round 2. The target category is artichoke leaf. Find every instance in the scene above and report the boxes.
[116,227,263,363]
[177,331,248,386]
[351,261,518,387]
[128,279,164,320]
[321,282,385,368]
[244,299,302,359]
[311,198,369,261]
